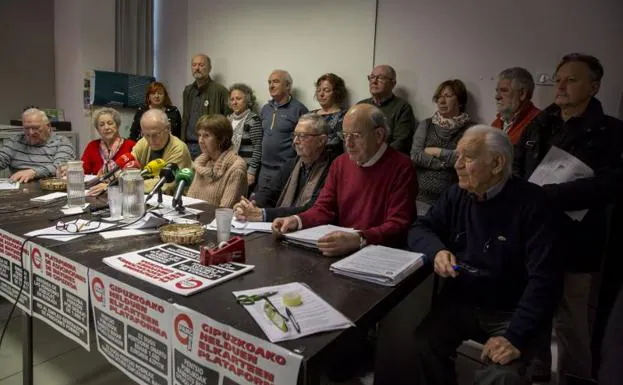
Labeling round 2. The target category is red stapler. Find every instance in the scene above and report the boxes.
[200,236,246,265]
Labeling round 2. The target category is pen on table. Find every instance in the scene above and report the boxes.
[285,307,301,333]
[76,222,88,232]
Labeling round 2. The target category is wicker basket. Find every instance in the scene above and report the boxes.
[40,178,67,191]
[159,224,205,245]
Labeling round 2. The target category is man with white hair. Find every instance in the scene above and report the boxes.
[408,126,563,385]
[255,69,308,193]
[491,67,541,144]
[0,108,74,183]
[273,104,417,256]
[132,109,193,194]
[181,53,230,158]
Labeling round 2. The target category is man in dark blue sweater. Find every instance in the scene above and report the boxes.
[408,125,563,385]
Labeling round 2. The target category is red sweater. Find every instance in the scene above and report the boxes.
[299,147,417,246]
[81,139,137,174]
[491,101,540,144]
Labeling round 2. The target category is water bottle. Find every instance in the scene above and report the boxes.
[66,160,85,207]
[121,169,145,220]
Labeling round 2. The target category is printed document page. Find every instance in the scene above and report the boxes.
[233,282,353,342]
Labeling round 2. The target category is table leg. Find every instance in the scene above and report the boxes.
[22,311,33,385]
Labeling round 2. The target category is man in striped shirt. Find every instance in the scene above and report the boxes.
[0,108,75,183]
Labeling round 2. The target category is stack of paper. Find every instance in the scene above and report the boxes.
[283,225,357,250]
[233,282,353,342]
[330,245,424,286]
[205,219,273,235]
[30,192,67,202]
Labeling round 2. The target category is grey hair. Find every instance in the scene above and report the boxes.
[298,112,329,135]
[193,53,211,68]
[272,69,293,88]
[375,64,397,82]
[22,108,49,124]
[141,108,170,130]
[498,67,535,99]
[92,107,122,130]
[229,83,256,110]
[463,125,513,181]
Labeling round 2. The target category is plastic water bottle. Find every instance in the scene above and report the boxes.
[66,160,85,207]
[121,169,145,220]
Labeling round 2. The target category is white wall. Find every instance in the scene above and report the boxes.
[0,0,56,124]
[55,0,117,154]
[375,0,623,122]
[156,0,623,123]
[185,0,377,110]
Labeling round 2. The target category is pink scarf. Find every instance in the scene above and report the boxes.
[99,136,124,174]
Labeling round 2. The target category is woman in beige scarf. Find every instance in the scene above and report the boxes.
[186,115,247,207]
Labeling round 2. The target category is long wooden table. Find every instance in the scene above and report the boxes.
[0,183,431,385]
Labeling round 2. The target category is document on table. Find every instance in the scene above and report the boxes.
[30,192,67,202]
[233,282,353,342]
[24,219,116,241]
[205,218,273,235]
[528,146,594,221]
[145,193,208,208]
[330,245,425,286]
[283,225,357,249]
[149,206,203,219]
[0,179,19,190]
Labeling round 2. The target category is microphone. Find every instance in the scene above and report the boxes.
[87,153,137,188]
[171,168,194,208]
[140,158,166,178]
[145,163,179,202]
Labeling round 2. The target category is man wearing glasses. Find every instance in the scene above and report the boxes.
[132,109,193,194]
[358,65,417,155]
[0,108,74,183]
[233,113,334,222]
[273,104,417,256]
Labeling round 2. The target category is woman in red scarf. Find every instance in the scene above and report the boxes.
[82,108,136,175]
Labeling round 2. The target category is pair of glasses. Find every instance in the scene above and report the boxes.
[291,133,322,140]
[338,131,366,141]
[55,218,100,233]
[367,75,393,83]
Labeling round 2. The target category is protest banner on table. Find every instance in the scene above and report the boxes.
[103,243,254,296]
[172,304,302,385]
[90,270,172,385]
[0,229,30,313]
[30,243,90,350]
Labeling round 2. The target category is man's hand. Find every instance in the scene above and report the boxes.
[317,231,360,257]
[87,182,108,197]
[10,169,37,183]
[247,173,256,187]
[424,147,442,157]
[272,216,299,235]
[481,336,521,365]
[233,196,262,221]
[433,250,458,278]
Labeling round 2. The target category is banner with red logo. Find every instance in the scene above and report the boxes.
[0,229,31,313]
[89,270,172,385]
[102,243,254,296]
[30,243,90,350]
[172,304,302,385]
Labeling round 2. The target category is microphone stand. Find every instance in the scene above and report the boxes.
[173,196,186,214]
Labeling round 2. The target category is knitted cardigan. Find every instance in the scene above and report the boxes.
[186,149,248,208]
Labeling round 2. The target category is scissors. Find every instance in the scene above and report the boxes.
[235,291,278,305]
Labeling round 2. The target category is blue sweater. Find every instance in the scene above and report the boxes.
[408,178,563,349]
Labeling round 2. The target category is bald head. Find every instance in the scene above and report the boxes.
[268,69,293,103]
[140,109,171,151]
[342,104,389,164]
[369,64,397,100]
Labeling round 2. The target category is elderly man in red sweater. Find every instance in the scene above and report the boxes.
[273,103,418,256]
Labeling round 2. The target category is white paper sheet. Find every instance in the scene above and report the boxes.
[145,193,208,208]
[99,229,159,239]
[24,219,116,241]
[30,192,67,202]
[0,178,19,190]
[528,146,594,221]
[233,282,353,342]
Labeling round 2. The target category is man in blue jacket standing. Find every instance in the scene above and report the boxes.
[408,126,563,385]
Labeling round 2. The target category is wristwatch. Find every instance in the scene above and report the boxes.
[358,231,367,249]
